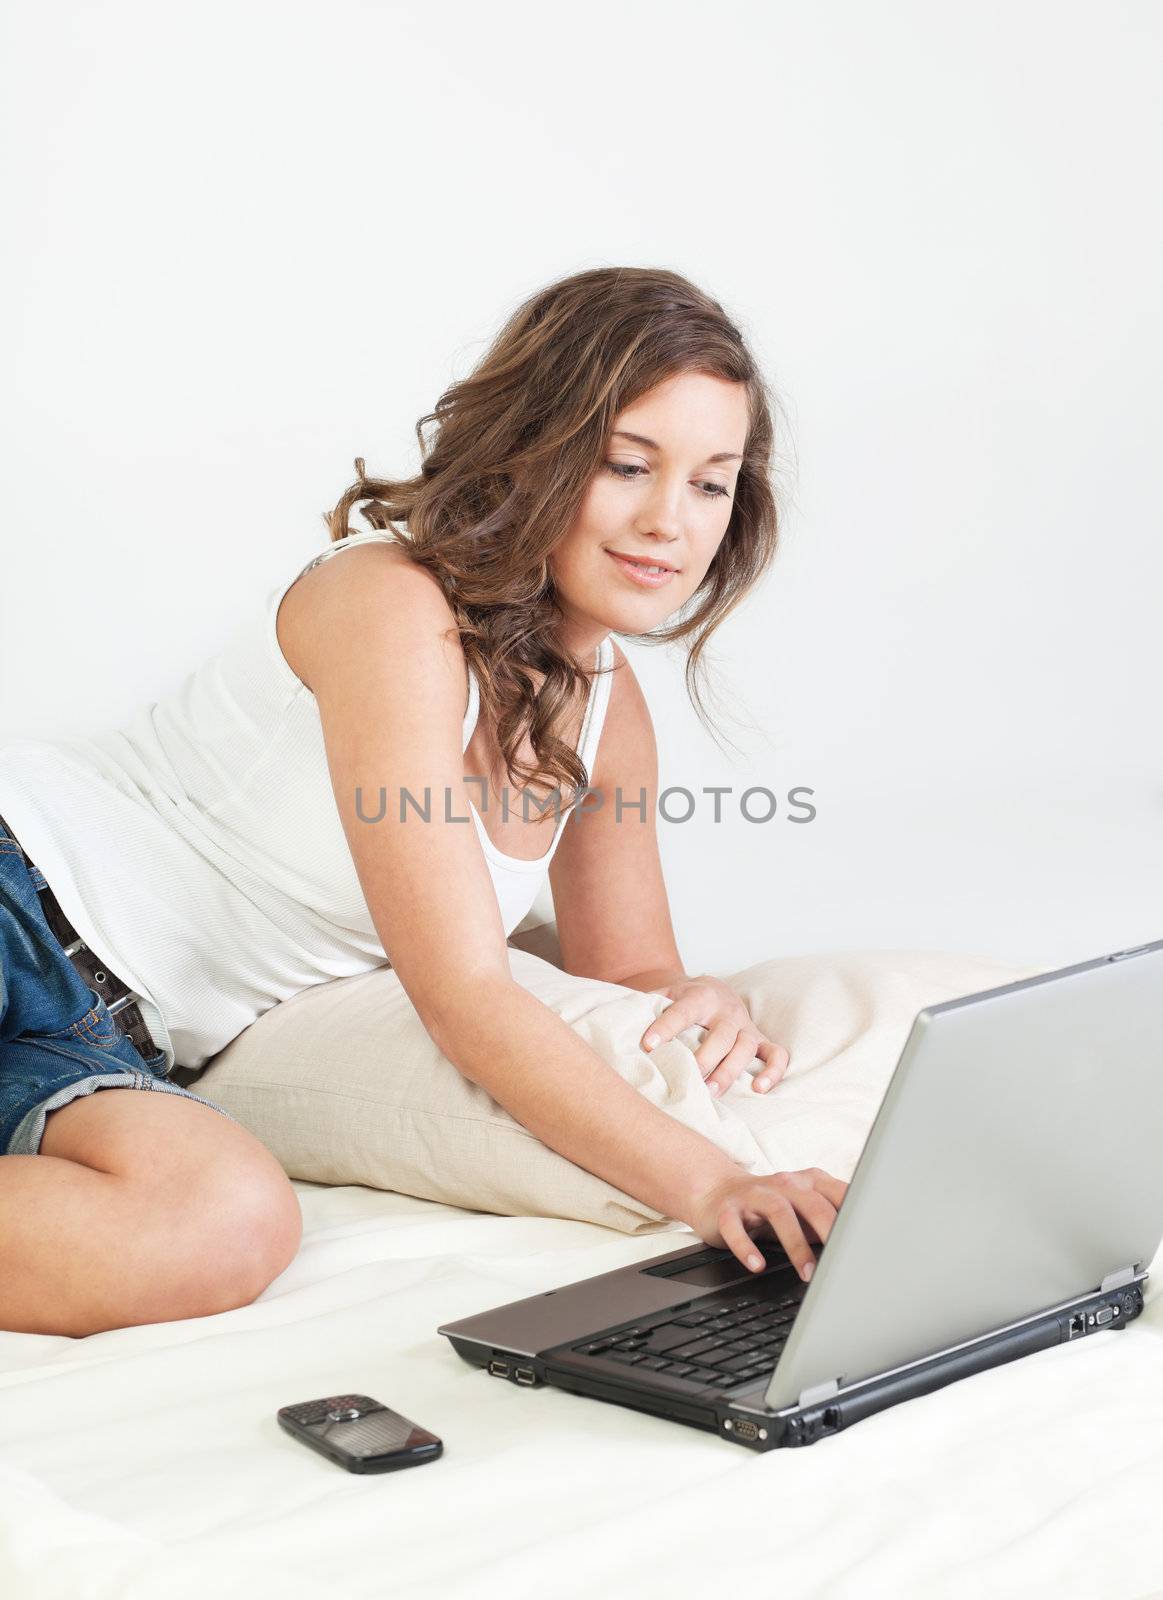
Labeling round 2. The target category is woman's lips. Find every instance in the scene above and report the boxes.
[606,550,679,588]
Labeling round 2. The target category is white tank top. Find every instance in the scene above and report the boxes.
[0,528,614,1071]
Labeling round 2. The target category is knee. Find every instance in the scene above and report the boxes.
[180,1167,303,1314]
[234,1172,303,1298]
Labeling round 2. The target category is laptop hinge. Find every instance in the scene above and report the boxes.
[798,1378,841,1408]
[1100,1266,1138,1294]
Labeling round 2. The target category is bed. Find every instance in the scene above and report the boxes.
[1,933,1160,1599]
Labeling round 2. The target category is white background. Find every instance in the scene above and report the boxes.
[2,0,1159,977]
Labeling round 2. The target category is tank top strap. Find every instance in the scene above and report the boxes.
[268,527,404,631]
[576,637,615,785]
[289,526,403,587]
[462,661,480,750]
[267,529,412,700]
[461,639,613,769]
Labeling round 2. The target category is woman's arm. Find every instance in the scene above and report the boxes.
[433,976,838,1279]
[288,550,841,1276]
[434,974,741,1220]
[548,646,790,1095]
[618,966,691,992]
[548,641,686,985]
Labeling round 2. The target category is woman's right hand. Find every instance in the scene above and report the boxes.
[683,1168,850,1282]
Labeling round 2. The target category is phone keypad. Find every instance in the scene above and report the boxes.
[281,1395,384,1425]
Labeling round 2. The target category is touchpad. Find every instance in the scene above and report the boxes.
[640,1247,756,1288]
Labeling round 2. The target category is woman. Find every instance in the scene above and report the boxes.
[0,266,848,1339]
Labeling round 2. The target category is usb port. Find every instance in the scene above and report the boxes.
[514,1367,536,1385]
[488,1359,510,1378]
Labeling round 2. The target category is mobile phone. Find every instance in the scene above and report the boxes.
[277,1394,443,1474]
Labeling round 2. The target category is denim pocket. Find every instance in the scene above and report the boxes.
[138,1041,171,1074]
[40,989,121,1051]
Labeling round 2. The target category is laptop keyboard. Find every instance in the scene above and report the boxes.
[569,1285,804,1391]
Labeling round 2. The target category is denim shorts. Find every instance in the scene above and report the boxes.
[0,817,239,1156]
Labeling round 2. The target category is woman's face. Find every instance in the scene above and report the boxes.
[548,370,750,660]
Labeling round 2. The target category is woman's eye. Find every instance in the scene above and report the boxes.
[604,462,729,500]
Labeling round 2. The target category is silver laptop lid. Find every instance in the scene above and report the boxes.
[764,941,1163,1414]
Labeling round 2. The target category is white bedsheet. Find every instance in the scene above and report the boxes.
[1,1178,1161,1599]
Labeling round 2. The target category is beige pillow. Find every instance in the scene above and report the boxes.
[185,934,1046,1233]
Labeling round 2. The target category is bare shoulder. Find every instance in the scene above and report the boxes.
[277,537,458,695]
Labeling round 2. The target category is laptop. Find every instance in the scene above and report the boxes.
[439,939,1163,1450]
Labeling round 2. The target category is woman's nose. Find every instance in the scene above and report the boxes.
[637,484,685,542]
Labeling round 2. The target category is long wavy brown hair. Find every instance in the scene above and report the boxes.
[322,266,786,825]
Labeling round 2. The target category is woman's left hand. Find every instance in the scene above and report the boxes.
[640,975,790,1098]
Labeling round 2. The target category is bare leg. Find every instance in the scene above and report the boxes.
[0,1090,302,1337]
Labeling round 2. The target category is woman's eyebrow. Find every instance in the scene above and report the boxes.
[611,429,742,464]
